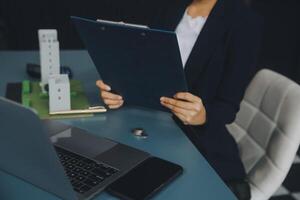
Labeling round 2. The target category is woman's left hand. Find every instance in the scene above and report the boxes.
[160,92,206,125]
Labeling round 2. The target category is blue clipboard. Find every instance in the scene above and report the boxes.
[71,16,187,111]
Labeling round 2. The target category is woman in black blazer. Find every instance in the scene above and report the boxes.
[96,0,262,199]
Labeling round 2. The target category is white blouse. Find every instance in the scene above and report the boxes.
[175,11,207,68]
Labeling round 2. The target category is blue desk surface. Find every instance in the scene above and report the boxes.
[0,51,236,200]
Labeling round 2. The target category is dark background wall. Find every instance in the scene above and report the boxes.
[0,0,299,83]
[250,0,300,84]
[0,0,101,49]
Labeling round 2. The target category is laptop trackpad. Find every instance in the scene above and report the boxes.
[50,127,117,158]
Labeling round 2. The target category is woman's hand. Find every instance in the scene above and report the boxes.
[96,80,124,109]
[160,92,206,125]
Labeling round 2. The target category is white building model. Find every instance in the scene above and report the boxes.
[38,29,60,84]
[38,29,71,113]
[49,74,71,112]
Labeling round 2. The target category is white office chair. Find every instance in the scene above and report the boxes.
[226,69,300,200]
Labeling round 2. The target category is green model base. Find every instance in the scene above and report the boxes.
[22,80,93,119]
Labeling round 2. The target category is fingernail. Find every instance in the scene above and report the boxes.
[160,97,164,101]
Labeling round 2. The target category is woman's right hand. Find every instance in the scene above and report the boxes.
[96,80,124,109]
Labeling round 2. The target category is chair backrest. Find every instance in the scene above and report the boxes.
[227,69,300,200]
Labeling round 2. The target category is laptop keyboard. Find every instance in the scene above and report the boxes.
[54,146,119,194]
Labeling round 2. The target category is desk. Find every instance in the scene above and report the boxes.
[0,51,236,200]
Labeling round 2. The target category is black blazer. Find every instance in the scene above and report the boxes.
[93,0,263,181]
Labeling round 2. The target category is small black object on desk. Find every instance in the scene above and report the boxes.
[132,128,148,139]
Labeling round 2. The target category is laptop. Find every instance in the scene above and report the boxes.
[0,97,150,200]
